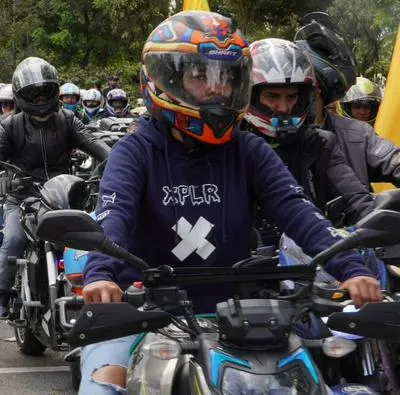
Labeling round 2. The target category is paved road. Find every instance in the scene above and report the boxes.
[0,320,75,395]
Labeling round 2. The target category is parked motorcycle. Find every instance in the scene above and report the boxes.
[34,208,400,394]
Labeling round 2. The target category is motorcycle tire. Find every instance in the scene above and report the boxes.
[14,324,46,356]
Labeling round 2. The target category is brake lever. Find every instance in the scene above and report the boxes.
[311,295,347,315]
[313,281,350,302]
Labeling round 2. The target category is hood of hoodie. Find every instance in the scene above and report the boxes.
[136,116,229,162]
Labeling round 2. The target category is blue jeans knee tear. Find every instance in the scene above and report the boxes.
[90,363,127,393]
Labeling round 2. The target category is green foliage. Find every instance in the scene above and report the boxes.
[0,0,396,101]
[328,0,399,79]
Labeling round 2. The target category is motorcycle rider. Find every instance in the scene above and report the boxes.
[0,84,16,120]
[79,11,381,394]
[244,38,374,228]
[0,57,111,317]
[295,12,400,191]
[101,88,132,118]
[59,82,90,124]
[82,88,104,122]
[102,75,120,98]
[338,76,382,125]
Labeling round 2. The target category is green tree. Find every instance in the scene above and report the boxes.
[328,0,399,78]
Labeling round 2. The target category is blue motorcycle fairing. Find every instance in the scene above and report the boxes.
[278,347,319,384]
[63,212,96,276]
[209,349,251,388]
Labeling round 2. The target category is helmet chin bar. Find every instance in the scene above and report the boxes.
[199,106,238,139]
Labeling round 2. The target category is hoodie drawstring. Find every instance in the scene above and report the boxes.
[222,147,228,243]
[164,138,180,243]
[165,133,228,245]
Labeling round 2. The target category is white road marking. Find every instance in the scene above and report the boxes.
[0,366,70,374]
[2,336,16,342]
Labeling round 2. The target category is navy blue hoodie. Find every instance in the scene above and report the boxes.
[84,117,372,312]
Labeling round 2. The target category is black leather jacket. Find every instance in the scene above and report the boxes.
[325,113,400,190]
[0,109,111,196]
[263,123,374,225]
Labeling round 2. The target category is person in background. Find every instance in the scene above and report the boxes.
[0,57,111,317]
[244,38,374,241]
[295,12,400,191]
[0,84,16,120]
[101,88,132,118]
[338,76,382,126]
[59,82,90,124]
[102,75,120,98]
[82,88,104,122]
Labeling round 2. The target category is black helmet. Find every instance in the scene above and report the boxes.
[294,12,356,105]
[12,57,60,117]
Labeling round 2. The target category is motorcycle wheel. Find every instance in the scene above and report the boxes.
[14,323,46,356]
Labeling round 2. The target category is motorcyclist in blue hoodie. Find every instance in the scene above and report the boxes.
[79,11,382,394]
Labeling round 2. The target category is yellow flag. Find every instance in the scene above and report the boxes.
[183,0,210,11]
[372,26,400,193]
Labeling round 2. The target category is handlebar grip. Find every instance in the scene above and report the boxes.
[123,284,145,307]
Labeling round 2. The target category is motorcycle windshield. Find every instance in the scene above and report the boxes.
[222,366,311,394]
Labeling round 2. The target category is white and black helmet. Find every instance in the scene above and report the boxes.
[0,84,14,103]
[245,38,316,139]
[82,88,102,115]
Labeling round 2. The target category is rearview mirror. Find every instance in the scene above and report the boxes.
[313,209,400,266]
[68,303,172,347]
[36,210,149,271]
[373,189,400,212]
[36,209,105,251]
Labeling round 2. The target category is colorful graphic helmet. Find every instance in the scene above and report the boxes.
[60,82,81,112]
[338,76,382,124]
[294,12,356,105]
[244,38,316,140]
[140,11,251,145]
[106,88,129,117]
[82,88,102,116]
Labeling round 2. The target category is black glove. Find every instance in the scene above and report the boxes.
[0,172,11,197]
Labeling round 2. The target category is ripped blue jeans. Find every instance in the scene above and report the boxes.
[79,335,137,395]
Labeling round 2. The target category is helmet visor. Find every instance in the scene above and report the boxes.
[342,85,382,104]
[19,83,59,104]
[109,99,127,109]
[84,100,100,109]
[144,52,251,112]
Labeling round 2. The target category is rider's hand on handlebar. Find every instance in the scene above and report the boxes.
[83,281,123,303]
[340,276,383,307]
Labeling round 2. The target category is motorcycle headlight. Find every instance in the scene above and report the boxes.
[221,365,311,394]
